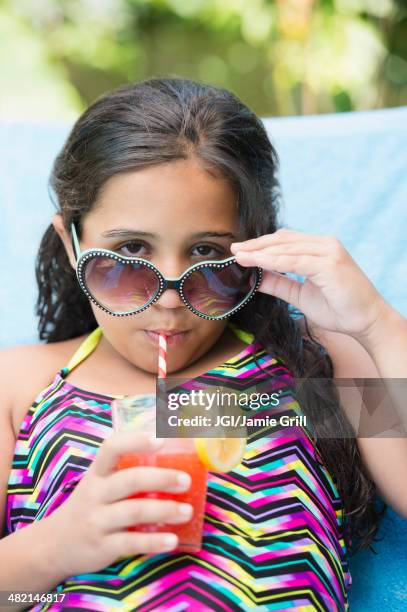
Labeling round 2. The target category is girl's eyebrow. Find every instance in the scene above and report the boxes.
[101,229,237,240]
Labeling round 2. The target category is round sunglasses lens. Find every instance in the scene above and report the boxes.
[182,263,258,318]
[84,257,160,313]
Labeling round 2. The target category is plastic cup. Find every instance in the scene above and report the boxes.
[111,394,208,553]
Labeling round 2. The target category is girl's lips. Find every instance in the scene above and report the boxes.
[144,330,190,346]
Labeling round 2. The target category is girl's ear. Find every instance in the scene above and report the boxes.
[51,213,76,270]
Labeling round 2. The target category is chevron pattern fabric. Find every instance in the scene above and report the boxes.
[5,327,351,611]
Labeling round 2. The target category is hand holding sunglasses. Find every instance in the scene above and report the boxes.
[71,223,262,320]
[231,227,393,342]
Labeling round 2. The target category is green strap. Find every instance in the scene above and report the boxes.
[63,327,103,374]
[227,321,255,344]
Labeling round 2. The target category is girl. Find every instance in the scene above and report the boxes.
[1,77,406,612]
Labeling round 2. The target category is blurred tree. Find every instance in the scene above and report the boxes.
[377,0,407,108]
[0,0,405,119]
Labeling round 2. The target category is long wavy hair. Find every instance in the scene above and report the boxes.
[36,76,385,555]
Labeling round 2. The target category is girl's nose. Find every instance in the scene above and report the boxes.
[154,287,184,309]
[153,260,187,309]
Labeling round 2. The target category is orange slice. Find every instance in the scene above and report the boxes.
[194,437,246,472]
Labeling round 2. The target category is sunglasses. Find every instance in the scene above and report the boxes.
[70,222,262,320]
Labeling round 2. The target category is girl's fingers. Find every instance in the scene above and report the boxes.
[101,498,193,532]
[258,271,303,307]
[231,229,330,252]
[251,241,331,257]
[236,251,324,277]
[109,530,179,557]
[104,466,191,503]
[92,431,163,476]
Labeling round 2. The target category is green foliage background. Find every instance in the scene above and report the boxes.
[0,0,406,119]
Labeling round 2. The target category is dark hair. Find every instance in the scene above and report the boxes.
[36,76,385,554]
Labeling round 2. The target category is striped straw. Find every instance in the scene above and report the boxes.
[158,332,167,378]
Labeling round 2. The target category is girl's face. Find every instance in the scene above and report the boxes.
[54,157,243,374]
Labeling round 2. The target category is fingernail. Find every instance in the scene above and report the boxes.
[149,436,165,449]
[177,472,191,488]
[179,503,193,516]
[162,534,178,549]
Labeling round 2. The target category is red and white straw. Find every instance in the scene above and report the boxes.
[158,333,167,378]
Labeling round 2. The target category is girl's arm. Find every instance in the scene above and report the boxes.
[0,513,68,612]
[310,308,407,519]
[351,305,407,379]
[0,347,67,612]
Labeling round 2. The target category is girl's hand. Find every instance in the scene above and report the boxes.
[49,431,193,577]
[231,228,390,340]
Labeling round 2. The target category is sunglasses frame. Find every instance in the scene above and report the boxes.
[70,222,262,320]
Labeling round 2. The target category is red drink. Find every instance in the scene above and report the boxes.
[112,394,209,552]
[116,438,208,552]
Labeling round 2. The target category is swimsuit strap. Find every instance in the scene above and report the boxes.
[60,327,103,377]
[227,321,255,345]
[60,322,253,377]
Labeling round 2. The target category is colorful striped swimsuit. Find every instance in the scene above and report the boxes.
[4,323,351,611]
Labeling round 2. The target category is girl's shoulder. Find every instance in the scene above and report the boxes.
[1,334,88,439]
